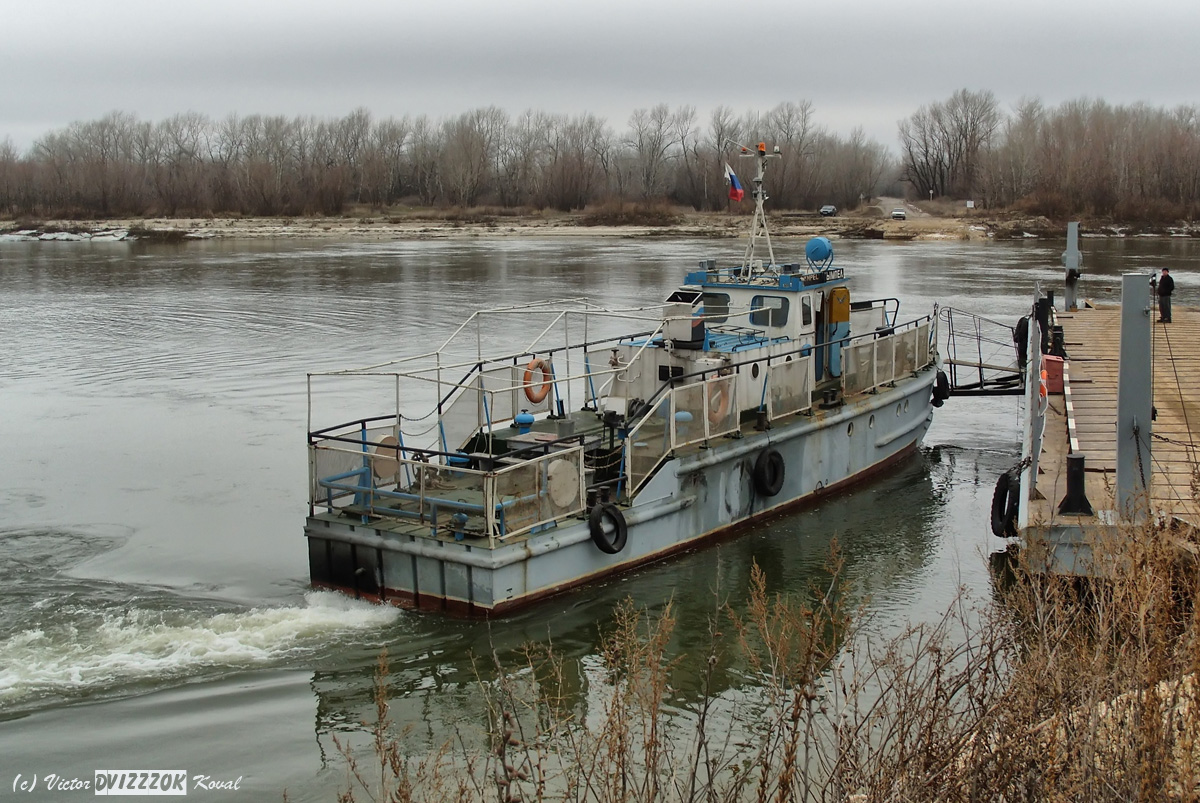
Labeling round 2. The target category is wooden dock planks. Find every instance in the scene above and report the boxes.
[1056,307,1200,523]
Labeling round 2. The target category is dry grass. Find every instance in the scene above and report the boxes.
[331,520,1200,802]
[577,202,684,228]
[127,225,189,243]
[368,205,551,224]
[907,199,967,218]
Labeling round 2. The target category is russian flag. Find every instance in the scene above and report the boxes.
[724,163,745,202]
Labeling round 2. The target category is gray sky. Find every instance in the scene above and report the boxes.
[3,0,1198,153]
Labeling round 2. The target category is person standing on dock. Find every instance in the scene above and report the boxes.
[1157,268,1175,323]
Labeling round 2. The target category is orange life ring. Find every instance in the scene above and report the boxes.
[1039,369,1048,399]
[523,358,553,404]
[706,378,732,427]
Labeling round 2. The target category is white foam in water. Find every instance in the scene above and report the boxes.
[0,591,400,704]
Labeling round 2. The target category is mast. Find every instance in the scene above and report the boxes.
[738,142,781,276]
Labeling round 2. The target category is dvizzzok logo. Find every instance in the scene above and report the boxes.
[94,771,187,796]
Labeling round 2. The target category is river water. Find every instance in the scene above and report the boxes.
[0,233,1196,799]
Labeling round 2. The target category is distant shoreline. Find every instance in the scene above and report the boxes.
[2,210,1196,243]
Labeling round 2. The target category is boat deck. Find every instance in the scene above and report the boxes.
[1031,305,1200,527]
[317,405,725,546]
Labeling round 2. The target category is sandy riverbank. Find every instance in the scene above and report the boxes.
[0,209,1189,243]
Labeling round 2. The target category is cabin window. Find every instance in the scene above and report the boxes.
[802,296,813,327]
[750,295,789,327]
[701,293,730,324]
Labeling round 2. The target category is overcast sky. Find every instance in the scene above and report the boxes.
[3,0,1198,153]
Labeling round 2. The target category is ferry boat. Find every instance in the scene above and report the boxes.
[304,145,946,615]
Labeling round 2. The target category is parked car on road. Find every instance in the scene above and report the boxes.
[819,205,837,216]
[891,207,907,220]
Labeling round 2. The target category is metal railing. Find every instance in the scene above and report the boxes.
[310,433,586,544]
[843,322,930,396]
[620,317,936,497]
[308,308,940,518]
[939,306,1023,394]
[623,373,743,495]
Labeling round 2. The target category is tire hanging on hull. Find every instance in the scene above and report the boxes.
[589,503,628,554]
[932,369,951,408]
[752,449,786,497]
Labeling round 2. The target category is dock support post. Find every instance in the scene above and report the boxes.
[1115,273,1154,520]
[1062,222,1082,311]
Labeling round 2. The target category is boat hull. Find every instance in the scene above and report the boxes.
[305,369,936,616]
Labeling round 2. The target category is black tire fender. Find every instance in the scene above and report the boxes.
[1013,315,1029,346]
[588,503,628,554]
[934,369,951,401]
[752,449,786,497]
[990,470,1020,537]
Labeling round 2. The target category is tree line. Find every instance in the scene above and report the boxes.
[0,103,884,218]
[2,92,1199,220]
[901,89,1200,220]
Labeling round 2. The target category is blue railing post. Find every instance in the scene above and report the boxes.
[584,353,598,408]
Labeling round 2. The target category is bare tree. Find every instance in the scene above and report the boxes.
[360,116,410,207]
[706,106,742,210]
[495,110,547,208]
[207,114,245,212]
[149,112,211,214]
[0,138,19,214]
[542,113,607,211]
[832,127,889,206]
[589,123,623,201]
[52,111,144,214]
[334,108,372,204]
[441,107,506,207]
[899,89,999,200]
[626,104,677,199]
[943,88,1001,198]
[670,105,704,209]
[979,97,1043,207]
[765,101,817,207]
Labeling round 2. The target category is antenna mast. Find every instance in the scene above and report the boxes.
[737,142,781,276]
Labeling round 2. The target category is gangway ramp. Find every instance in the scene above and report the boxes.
[939,307,1023,396]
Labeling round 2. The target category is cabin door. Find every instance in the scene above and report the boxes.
[825,287,851,378]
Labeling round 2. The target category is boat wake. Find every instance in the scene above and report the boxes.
[0,590,401,713]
